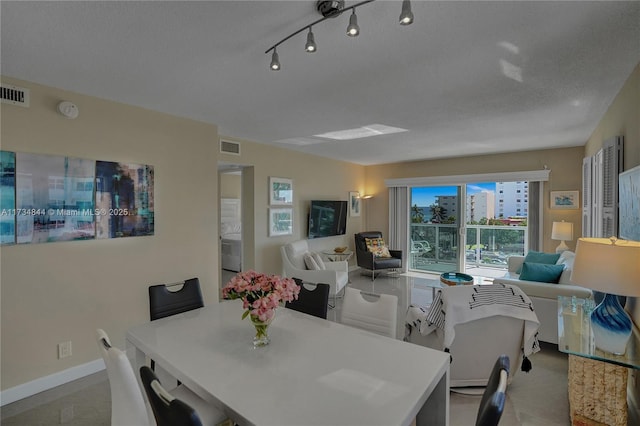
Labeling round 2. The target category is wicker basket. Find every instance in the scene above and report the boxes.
[568,355,628,426]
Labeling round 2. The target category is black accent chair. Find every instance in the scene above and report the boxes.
[149,278,204,321]
[140,366,204,426]
[475,355,510,426]
[354,231,402,281]
[285,278,330,319]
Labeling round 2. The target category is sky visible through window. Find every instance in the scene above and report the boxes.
[411,182,496,207]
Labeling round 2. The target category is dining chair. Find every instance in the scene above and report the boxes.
[340,287,398,338]
[149,277,204,321]
[149,278,205,374]
[140,366,229,426]
[285,278,330,319]
[96,329,153,426]
[475,354,510,426]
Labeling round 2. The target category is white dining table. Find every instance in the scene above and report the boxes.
[126,299,450,426]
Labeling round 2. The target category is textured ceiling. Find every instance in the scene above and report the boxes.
[2,1,639,165]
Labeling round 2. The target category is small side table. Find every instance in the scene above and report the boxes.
[322,250,353,283]
[557,296,640,426]
[322,249,353,263]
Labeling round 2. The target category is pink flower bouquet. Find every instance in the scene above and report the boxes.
[222,270,300,322]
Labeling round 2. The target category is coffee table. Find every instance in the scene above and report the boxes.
[412,274,493,299]
[440,272,474,286]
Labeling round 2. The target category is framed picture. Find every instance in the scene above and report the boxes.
[15,152,97,244]
[550,190,579,209]
[269,177,293,205]
[269,208,293,237]
[349,191,361,217]
[619,165,640,241]
[0,151,16,245]
[96,160,154,239]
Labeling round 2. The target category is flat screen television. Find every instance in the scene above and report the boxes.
[308,200,348,239]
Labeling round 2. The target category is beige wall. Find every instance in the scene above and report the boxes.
[218,137,367,274]
[365,147,584,253]
[219,172,241,199]
[585,63,640,168]
[0,78,220,389]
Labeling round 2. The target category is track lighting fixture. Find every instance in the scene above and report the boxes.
[305,28,317,52]
[346,9,360,36]
[399,0,414,25]
[265,0,414,71]
[270,48,281,71]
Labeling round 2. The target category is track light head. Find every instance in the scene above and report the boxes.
[347,9,360,36]
[305,28,317,52]
[270,49,281,70]
[399,0,414,25]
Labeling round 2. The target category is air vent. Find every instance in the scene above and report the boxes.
[220,140,241,156]
[1,84,30,107]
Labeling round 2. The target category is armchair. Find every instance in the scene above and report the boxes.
[354,231,402,280]
[280,240,348,298]
[406,284,540,388]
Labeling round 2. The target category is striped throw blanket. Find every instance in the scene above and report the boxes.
[405,283,540,371]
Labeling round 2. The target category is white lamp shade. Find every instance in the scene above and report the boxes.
[570,238,640,296]
[551,221,573,241]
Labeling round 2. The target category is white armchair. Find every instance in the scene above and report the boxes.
[281,240,348,298]
[406,284,540,388]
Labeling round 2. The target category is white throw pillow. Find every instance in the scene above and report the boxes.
[556,251,575,284]
[311,252,326,270]
[304,252,322,270]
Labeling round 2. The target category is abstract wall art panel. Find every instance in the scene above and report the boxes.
[95,161,154,239]
[0,151,16,245]
[15,152,96,243]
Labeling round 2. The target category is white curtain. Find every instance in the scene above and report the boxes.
[388,187,408,272]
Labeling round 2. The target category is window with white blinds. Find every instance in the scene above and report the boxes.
[583,136,623,238]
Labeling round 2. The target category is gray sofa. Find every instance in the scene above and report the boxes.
[493,251,592,344]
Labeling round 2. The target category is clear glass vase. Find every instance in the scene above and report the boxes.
[250,312,274,347]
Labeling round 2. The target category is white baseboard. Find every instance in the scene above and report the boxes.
[0,359,105,406]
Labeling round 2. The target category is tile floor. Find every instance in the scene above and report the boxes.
[2,270,576,425]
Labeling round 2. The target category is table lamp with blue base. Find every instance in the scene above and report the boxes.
[570,237,640,355]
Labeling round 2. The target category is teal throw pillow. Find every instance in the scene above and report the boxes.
[516,251,561,273]
[519,262,565,283]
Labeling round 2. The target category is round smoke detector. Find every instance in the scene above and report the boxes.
[316,1,345,18]
[57,101,79,119]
